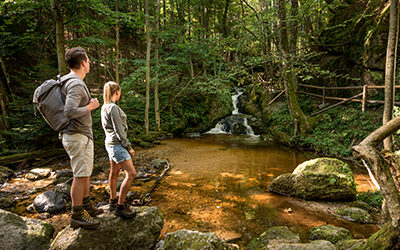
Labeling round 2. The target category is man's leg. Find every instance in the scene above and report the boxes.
[71,177,88,206]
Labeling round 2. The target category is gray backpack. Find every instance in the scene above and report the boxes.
[33,74,81,131]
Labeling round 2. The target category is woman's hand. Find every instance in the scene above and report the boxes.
[129,149,135,156]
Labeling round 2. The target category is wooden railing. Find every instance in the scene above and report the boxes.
[299,84,400,113]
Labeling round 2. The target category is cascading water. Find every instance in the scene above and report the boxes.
[206,89,256,135]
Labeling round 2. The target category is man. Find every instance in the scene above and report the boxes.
[61,46,103,229]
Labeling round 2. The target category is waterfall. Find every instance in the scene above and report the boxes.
[206,89,257,136]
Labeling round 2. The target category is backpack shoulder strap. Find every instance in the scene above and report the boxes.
[59,74,91,99]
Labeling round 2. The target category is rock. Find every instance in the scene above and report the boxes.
[56,169,73,179]
[0,165,14,184]
[151,159,168,169]
[33,190,66,214]
[51,206,164,250]
[54,183,71,200]
[335,239,365,250]
[357,222,400,249]
[336,207,373,224]
[247,226,300,249]
[0,197,17,209]
[0,209,54,249]
[154,240,164,250]
[26,168,52,181]
[163,229,237,250]
[269,158,357,200]
[26,203,36,213]
[309,225,353,244]
[267,240,336,250]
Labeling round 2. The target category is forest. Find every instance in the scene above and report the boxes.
[1,0,400,249]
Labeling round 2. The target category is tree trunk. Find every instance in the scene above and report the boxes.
[353,115,400,228]
[145,0,151,134]
[290,0,299,91]
[383,0,399,151]
[0,79,10,130]
[277,0,313,134]
[0,53,11,93]
[188,0,191,37]
[155,0,161,131]
[50,0,67,75]
[222,0,231,37]
[115,0,120,84]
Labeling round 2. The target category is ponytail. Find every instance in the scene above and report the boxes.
[103,81,120,104]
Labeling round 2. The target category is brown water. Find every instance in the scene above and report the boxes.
[146,134,380,244]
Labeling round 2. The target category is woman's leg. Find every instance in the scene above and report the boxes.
[117,159,136,204]
[108,161,120,200]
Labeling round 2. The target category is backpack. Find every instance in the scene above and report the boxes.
[33,74,81,131]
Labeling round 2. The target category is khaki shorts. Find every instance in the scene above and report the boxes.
[62,133,94,177]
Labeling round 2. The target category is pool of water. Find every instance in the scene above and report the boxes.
[146,134,380,244]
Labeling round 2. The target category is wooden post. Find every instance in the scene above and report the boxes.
[362,85,368,112]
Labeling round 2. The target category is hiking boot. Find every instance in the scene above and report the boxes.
[83,197,103,217]
[114,202,136,219]
[109,196,119,212]
[70,208,100,229]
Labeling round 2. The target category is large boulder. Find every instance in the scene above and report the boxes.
[269,158,357,200]
[247,226,300,249]
[33,190,66,214]
[309,225,353,244]
[163,229,237,250]
[0,209,54,249]
[51,206,164,250]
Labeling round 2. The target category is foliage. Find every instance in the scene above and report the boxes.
[357,191,383,208]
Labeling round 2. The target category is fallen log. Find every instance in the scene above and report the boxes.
[0,148,66,166]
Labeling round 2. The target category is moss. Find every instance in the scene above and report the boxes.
[356,191,383,208]
[335,239,365,250]
[247,226,300,249]
[309,225,353,244]
[336,207,373,224]
[359,222,400,249]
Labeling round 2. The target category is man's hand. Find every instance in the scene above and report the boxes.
[87,98,100,111]
[129,149,135,156]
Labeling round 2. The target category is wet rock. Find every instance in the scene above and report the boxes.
[151,159,168,169]
[54,183,71,201]
[38,212,51,219]
[336,207,373,224]
[51,206,163,250]
[269,158,357,200]
[0,197,17,209]
[26,203,36,213]
[247,226,300,249]
[309,225,353,244]
[56,169,73,179]
[0,165,14,184]
[25,168,52,181]
[33,190,65,214]
[154,240,164,250]
[0,209,54,249]
[335,239,365,250]
[163,229,237,250]
[267,240,335,250]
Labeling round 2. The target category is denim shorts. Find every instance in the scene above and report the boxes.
[105,144,131,163]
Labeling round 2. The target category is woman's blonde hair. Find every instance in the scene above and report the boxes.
[103,81,120,104]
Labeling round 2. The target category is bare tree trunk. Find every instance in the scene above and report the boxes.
[353,115,400,228]
[50,0,67,75]
[0,79,10,130]
[277,0,313,134]
[115,0,120,84]
[145,0,151,134]
[155,0,161,131]
[0,53,11,93]
[290,0,299,91]
[188,0,191,37]
[222,0,231,37]
[383,0,399,151]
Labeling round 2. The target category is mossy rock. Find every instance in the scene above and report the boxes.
[357,222,400,249]
[164,229,236,250]
[309,225,353,244]
[335,239,365,250]
[0,165,14,184]
[356,191,383,208]
[267,240,335,250]
[269,158,357,200]
[247,226,300,249]
[336,207,373,224]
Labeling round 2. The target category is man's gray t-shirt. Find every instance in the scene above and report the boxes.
[59,72,93,140]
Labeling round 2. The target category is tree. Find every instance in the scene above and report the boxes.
[383,0,399,151]
[145,0,151,134]
[277,0,313,135]
[50,0,67,75]
[115,0,120,84]
[155,0,161,131]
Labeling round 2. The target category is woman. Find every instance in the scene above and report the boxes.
[101,81,136,218]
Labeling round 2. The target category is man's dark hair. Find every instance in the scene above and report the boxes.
[65,46,87,69]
